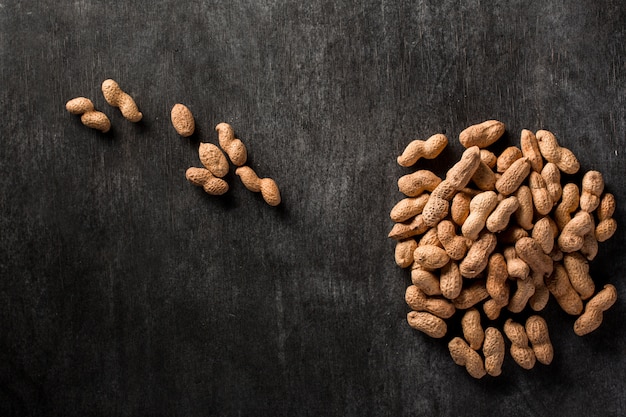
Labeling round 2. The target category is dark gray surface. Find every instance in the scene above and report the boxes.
[1,1,625,416]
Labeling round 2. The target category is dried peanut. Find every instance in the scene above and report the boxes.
[170,103,195,137]
[514,185,534,230]
[507,275,535,313]
[437,220,470,260]
[461,191,498,240]
[448,337,487,379]
[407,311,447,338]
[462,307,485,350]
[486,196,519,233]
[541,162,562,203]
[503,246,530,280]
[394,239,417,268]
[397,133,448,167]
[526,315,553,365]
[398,170,442,197]
[101,79,142,122]
[528,171,553,215]
[405,285,455,319]
[545,264,583,315]
[418,227,442,248]
[216,122,247,166]
[421,180,456,227]
[515,237,554,277]
[65,97,111,133]
[574,284,617,336]
[504,319,536,370]
[495,157,530,196]
[558,211,593,253]
[471,160,497,191]
[531,217,556,255]
[440,261,463,300]
[460,232,497,278]
[459,120,505,149]
[235,166,281,206]
[388,215,428,240]
[451,192,472,226]
[480,149,497,169]
[486,253,509,308]
[413,245,450,270]
[596,193,617,242]
[445,146,482,189]
[563,252,595,300]
[580,170,604,213]
[555,183,580,230]
[536,129,580,174]
[185,167,229,196]
[453,281,489,310]
[520,129,544,172]
[496,146,522,173]
[483,327,505,376]
[528,271,550,311]
[199,143,229,178]
[411,264,442,296]
[389,194,430,222]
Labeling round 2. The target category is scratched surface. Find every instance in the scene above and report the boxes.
[0,1,625,416]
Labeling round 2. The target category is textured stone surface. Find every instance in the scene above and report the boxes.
[0,1,624,416]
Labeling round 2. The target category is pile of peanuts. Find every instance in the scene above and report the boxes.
[66,81,280,206]
[389,120,617,378]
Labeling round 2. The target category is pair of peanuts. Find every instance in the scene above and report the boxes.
[65,79,142,132]
[171,104,280,206]
[392,120,617,378]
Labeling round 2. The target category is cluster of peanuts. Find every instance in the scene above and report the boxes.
[389,120,617,378]
[171,104,281,206]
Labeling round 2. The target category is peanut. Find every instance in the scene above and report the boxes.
[483,327,505,376]
[531,217,556,255]
[462,307,485,350]
[397,133,448,167]
[199,143,229,178]
[503,319,536,370]
[485,253,509,312]
[558,211,593,253]
[536,129,580,174]
[503,246,530,280]
[574,284,617,336]
[453,281,489,310]
[495,157,530,196]
[418,227,442,247]
[235,166,281,206]
[461,191,498,240]
[459,232,497,278]
[185,167,229,196]
[394,239,417,268]
[421,180,456,227]
[486,196,519,233]
[555,183,580,230]
[580,170,604,213]
[528,171,553,215]
[389,194,430,222]
[437,220,470,261]
[480,149,497,169]
[496,146,522,173]
[526,315,553,365]
[388,215,428,240]
[459,120,505,149]
[413,245,450,270]
[170,103,195,137]
[514,185,534,230]
[515,237,554,278]
[440,261,463,300]
[596,193,617,242]
[563,252,595,300]
[448,337,486,379]
[411,264,442,296]
[407,311,447,338]
[528,271,550,311]
[398,170,442,197]
[65,97,111,133]
[405,285,455,319]
[507,275,535,313]
[545,263,583,315]
[101,79,142,122]
[445,146,482,189]
[520,129,544,172]
[471,160,497,191]
[541,162,562,203]
[580,229,599,261]
[216,122,247,166]
[451,192,472,226]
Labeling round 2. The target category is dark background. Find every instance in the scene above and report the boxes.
[1,1,625,416]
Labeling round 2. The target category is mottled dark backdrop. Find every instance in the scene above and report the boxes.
[1,1,624,416]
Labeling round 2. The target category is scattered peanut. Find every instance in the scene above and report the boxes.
[199,143,229,178]
[405,285,455,319]
[459,120,505,149]
[504,319,536,370]
[525,315,553,365]
[574,284,617,336]
[536,129,579,174]
[520,129,544,172]
[170,103,195,137]
[545,263,583,315]
[65,97,111,133]
[397,133,448,167]
[185,167,229,196]
[235,166,281,206]
[461,308,484,350]
[390,194,430,222]
[394,239,417,268]
[398,170,441,197]
[483,327,505,376]
[448,337,487,379]
[407,311,447,338]
[101,79,142,122]
[216,122,247,166]
[580,170,604,213]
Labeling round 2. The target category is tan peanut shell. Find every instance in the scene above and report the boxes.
[471,161,497,191]
[235,166,281,206]
[421,180,455,227]
[388,215,428,240]
[515,237,553,277]
[563,252,595,300]
[446,146,482,189]
[461,191,498,240]
[526,315,553,365]
[532,217,556,255]
[495,157,530,196]
[596,218,617,242]
[459,232,497,278]
[413,245,450,270]
[483,327,505,376]
[390,194,430,222]
[440,261,463,300]
[486,196,519,233]
[507,275,535,313]
[451,192,472,226]
[528,171,553,215]
[496,146,522,173]
[407,311,447,338]
[461,308,484,350]
[65,97,111,133]
[514,185,534,230]
[596,193,617,242]
[520,129,543,173]
[101,79,142,122]
[398,170,442,197]
[480,149,497,169]
[536,130,580,174]
[541,162,562,203]
[453,281,489,310]
[504,319,536,370]
[558,211,593,253]
[394,239,417,268]
[397,133,448,167]
[555,183,580,230]
[486,253,509,307]
[170,103,195,137]
[216,122,247,166]
[185,167,229,196]
[418,227,442,247]
[448,337,487,379]
[199,143,229,178]
[411,264,442,296]
[503,246,530,280]
[580,170,604,212]
[405,285,455,319]
[528,271,550,311]
[545,264,583,315]
[574,284,617,336]
[459,120,505,149]
[437,220,470,260]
